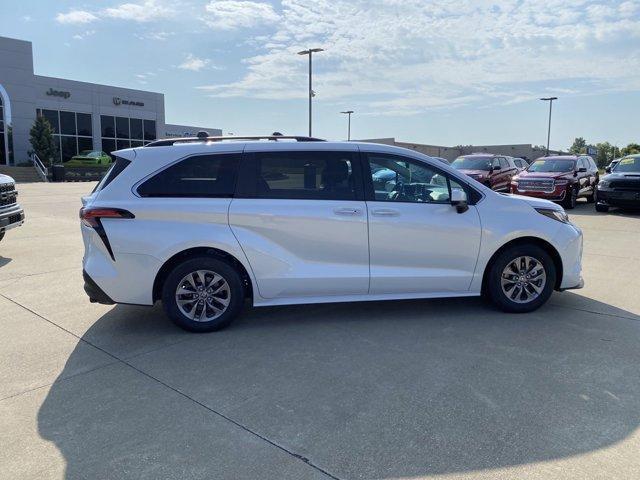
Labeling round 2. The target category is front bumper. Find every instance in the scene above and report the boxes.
[511,185,567,202]
[597,189,640,208]
[552,222,584,291]
[0,204,25,232]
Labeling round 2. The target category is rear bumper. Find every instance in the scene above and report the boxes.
[0,204,25,232]
[83,269,115,304]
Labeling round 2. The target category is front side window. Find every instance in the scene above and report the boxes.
[251,151,359,200]
[499,158,510,169]
[138,154,240,198]
[367,153,460,203]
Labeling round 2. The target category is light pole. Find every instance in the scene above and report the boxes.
[340,110,354,140]
[297,48,324,137]
[540,97,557,155]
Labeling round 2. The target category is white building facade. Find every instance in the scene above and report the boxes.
[0,36,221,165]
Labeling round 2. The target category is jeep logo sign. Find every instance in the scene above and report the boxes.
[113,96,144,107]
[46,88,71,99]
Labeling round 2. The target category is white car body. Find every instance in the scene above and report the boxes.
[81,139,583,311]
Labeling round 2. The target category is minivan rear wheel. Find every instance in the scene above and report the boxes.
[161,256,244,332]
[487,244,556,313]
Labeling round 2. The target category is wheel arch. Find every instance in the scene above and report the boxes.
[153,247,254,303]
[481,236,563,293]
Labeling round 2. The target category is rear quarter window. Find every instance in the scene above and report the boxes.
[137,153,240,197]
[92,156,131,193]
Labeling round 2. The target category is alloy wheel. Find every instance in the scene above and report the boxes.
[175,270,230,322]
[500,256,547,304]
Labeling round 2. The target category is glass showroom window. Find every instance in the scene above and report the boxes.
[0,95,5,165]
[36,109,93,163]
[101,115,156,158]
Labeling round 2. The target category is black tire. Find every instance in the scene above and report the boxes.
[0,230,4,243]
[562,186,577,209]
[161,256,245,332]
[486,244,556,313]
[595,203,609,213]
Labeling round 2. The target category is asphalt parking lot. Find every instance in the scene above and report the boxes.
[1,182,640,480]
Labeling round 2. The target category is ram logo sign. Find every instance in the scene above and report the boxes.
[113,97,145,107]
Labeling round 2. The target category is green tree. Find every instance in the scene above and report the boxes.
[569,137,587,154]
[621,143,640,156]
[29,116,57,166]
[594,142,621,169]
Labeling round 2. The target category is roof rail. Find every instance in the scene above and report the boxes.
[144,135,326,147]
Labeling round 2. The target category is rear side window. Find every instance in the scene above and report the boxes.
[500,158,510,169]
[92,156,130,193]
[138,153,239,197]
[246,151,361,200]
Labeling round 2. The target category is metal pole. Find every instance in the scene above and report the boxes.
[546,99,553,155]
[308,51,312,137]
[347,112,351,141]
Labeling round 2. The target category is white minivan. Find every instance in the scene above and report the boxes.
[81,136,583,332]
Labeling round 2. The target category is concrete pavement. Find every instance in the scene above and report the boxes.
[1,182,640,479]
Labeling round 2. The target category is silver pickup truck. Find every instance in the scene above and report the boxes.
[0,173,25,242]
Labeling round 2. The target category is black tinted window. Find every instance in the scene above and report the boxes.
[94,157,131,192]
[252,151,359,200]
[138,154,239,198]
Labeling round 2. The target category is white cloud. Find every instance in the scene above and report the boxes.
[178,54,211,71]
[55,10,98,24]
[198,0,640,114]
[134,31,175,41]
[203,0,280,30]
[104,0,174,22]
[72,29,96,40]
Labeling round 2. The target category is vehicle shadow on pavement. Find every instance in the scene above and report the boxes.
[569,201,640,218]
[37,293,640,479]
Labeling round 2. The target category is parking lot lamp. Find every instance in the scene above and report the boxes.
[340,110,354,140]
[297,48,324,137]
[540,97,558,155]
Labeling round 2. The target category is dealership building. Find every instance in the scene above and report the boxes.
[0,35,222,166]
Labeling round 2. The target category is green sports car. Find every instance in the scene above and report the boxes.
[66,150,113,167]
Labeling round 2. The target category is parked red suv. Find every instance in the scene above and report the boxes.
[510,155,599,209]
[450,154,518,192]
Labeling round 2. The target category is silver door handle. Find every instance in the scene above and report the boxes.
[333,207,362,216]
[371,208,400,217]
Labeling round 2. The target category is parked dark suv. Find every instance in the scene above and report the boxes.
[596,154,640,212]
[510,155,599,209]
[451,154,518,192]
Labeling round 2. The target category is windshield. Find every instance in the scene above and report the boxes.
[528,159,575,173]
[80,150,100,157]
[451,156,492,171]
[613,156,640,172]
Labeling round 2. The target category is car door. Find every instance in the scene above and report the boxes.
[229,145,369,299]
[576,157,590,194]
[489,157,502,190]
[363,151,482,294]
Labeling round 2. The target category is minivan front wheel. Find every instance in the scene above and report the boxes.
[487,245,556,313]
[162,256,244,332]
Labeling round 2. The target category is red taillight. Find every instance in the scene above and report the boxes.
[80,207,135,227]
[79,207,134,261]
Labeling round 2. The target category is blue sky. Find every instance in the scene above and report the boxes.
[1,0,639,150]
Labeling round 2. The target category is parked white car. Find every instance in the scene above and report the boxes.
[81,136,583,332]
[0,173,25,242]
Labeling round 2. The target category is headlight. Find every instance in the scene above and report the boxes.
[535,208,570,224]
[511,176,520,184]
[598,180,610,188]
[554,179,569,186]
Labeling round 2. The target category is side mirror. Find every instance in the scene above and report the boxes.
[451,189,469,213]
[492,165,501,171]
[578,167,587,173]
[605,166,611,173]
